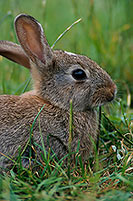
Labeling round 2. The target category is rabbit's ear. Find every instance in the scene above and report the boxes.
[0,41,30,68]
[15,14,53,71]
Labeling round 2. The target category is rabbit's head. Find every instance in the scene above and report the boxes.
[0,14,116,112]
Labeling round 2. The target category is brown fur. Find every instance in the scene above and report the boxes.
[0,14,116,170]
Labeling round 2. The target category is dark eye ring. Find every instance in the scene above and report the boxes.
[72,69,87,81]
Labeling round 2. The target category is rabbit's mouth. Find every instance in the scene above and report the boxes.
[90,84,117,108]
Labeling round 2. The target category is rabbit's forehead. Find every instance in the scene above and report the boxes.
[54,50,99,71]
[54,50,78,60]
[54,50,85,65]
[64,51,77,56]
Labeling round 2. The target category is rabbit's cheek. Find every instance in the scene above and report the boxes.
[71,92,90,112]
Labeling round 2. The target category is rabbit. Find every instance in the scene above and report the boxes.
[0,14,117,170]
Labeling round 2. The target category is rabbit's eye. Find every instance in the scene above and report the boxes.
[72,69,87,81]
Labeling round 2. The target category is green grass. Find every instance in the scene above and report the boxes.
[0,0,133,200]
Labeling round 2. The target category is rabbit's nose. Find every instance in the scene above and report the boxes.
[107,84,117,102]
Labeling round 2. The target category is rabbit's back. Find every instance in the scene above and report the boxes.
[0,93,68,168]
[0,92,98,168]
[0,92,67,146]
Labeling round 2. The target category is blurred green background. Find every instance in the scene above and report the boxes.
[0,0,132,106]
